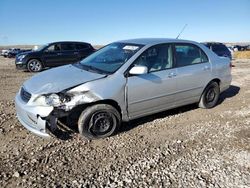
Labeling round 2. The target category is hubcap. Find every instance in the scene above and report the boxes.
[206,88,216,103]
[89,111,115,135]
[29,60,41,71]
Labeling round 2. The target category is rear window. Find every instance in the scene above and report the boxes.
[212,44,228,52]
[175,44,208,67]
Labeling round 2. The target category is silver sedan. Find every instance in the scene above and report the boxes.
[15,38,232,139]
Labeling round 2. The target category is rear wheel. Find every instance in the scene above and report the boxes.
[78,104,121,139]
[27,59,43,72]
[199,82,220,109]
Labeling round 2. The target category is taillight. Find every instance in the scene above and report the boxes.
[230,62,235,68]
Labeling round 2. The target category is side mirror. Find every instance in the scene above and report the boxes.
[43,49,49,53]
[129,65,148,75]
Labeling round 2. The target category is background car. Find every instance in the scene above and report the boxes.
[1,48,20,57]
[15,41,96,72]
[232,45,248,51]
[202,42,232,60]
[7,48,32,58]
[1,49,9,56]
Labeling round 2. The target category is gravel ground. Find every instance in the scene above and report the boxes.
[0,56,249,188]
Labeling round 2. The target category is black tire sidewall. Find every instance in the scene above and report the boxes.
[200,82,220,109]
[27,59,42,72]
[78,104,121,139]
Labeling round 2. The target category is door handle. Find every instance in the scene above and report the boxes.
[203,66,210,71]
[57,52,62,55]
[168,72,177,78]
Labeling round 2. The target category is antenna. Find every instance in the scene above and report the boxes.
[176,24,188,39]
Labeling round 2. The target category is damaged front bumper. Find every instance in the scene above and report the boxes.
[15,94,53,137]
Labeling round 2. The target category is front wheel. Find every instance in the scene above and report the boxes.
[27,59,43,72]
[78,104,121,139]
[199,82,220,109]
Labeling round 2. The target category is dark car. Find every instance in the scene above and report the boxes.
[232,45,248,51]
[202,42,232,60]
[15,41,95,72]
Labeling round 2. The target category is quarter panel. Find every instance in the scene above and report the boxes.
[175,62,212,104]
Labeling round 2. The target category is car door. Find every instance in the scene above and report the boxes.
[174,43,211,106]
[75,43,94,61]
[127,44,177,119]
[42,43,65,67]
[60,43,78,64]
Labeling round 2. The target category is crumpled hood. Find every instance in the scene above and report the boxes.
[23,64,105,95]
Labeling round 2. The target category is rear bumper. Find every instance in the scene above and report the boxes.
[220,75,232,93]
[15,93,52,137]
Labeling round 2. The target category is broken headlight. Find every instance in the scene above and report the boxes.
[33,93,70,107]
[45,94,61,106]
[45,93,70,107]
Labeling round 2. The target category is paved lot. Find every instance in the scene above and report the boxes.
[0,56,249,187]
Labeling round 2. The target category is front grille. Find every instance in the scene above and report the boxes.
[20,87,31,103]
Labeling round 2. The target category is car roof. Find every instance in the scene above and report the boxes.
[49,41,91,45]
[117,38,199,45]
[202,42,225,45]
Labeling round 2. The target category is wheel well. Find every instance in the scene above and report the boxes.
[91,99,122,115]
[203,78,221,92]
[70,99,122,118]
[199,78,221,103]
[210,78,221,86]
[202,78,221,93]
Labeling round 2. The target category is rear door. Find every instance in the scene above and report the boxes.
[174,43,211,106]
[75,43,94,61]
[127,44,177,119]
[60,43,77,64]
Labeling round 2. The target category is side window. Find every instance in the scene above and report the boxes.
[175,44,208,67]
[61,43,75,51]
[76,44,89,50]
[201,50,208,62]
[46,44,61,52]
[133,44,173,72]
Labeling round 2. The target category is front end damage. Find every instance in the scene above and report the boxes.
[15,87,101,138]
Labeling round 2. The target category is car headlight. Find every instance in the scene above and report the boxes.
[33,93,70,107]
[33,95,47,106]
[45,94,63,107]
[18,55,26,61]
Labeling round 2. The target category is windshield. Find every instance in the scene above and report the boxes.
[79,42,143,74]
[33,44,48,51]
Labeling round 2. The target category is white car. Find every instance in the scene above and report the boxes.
[1,49,9,57]
[15,38,232,139]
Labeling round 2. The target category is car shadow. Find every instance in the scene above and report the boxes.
[217,85,240,105]
[119,103,198,134]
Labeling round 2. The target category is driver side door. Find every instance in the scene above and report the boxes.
[127,44,177,119]
[42,44,65,67]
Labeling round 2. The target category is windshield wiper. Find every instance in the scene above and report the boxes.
[76,63,110,75]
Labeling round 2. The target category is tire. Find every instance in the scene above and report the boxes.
[199,82,220,109]
[78,104,121,139]
[27,59,43,72]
